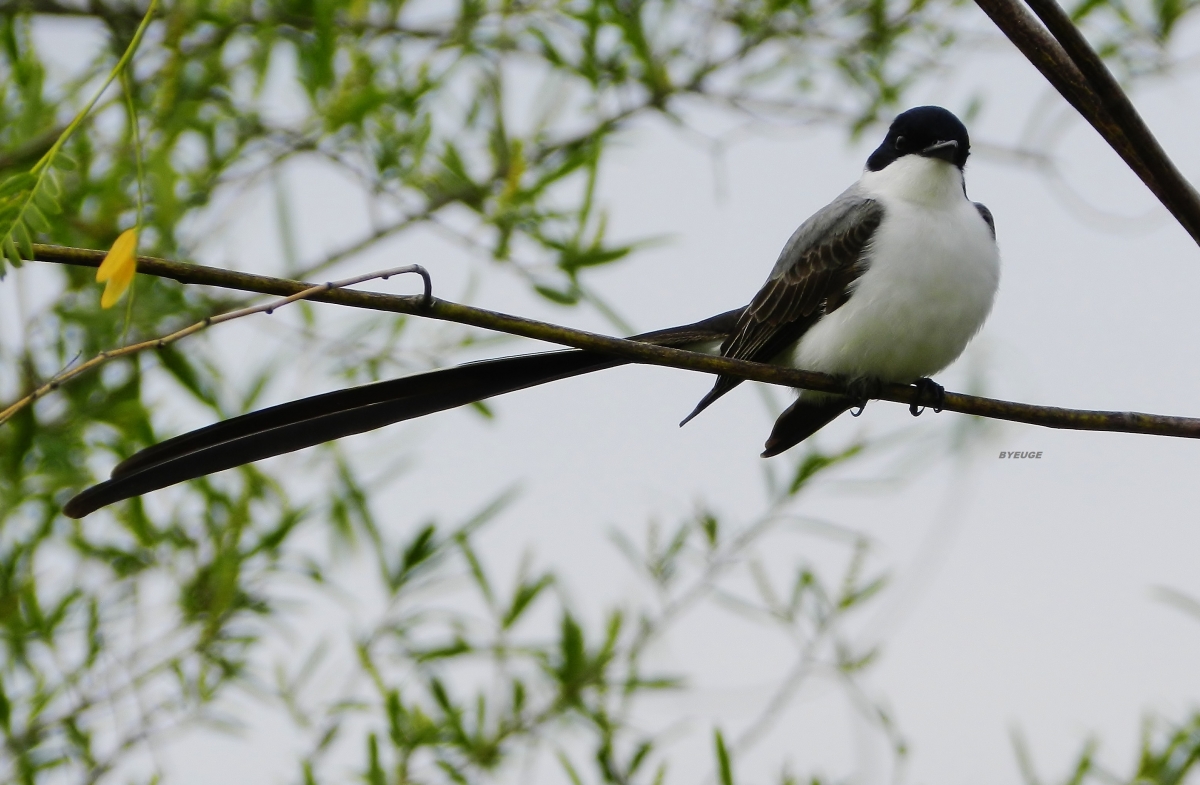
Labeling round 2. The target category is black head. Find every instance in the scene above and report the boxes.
[865,106,970,172]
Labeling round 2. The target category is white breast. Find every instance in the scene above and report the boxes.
[790,156,1000,384]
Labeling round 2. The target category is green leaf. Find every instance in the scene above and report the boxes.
[415,637,472,662]
[0,675,10,731]
[23,201,51,232]
[557,752,585,785]
[42,168,60,198]
[700,512,719,549]
[0,202,22,225]
[3,234,23,268]
[156,344,220,409]
[558,611,586,684]
[400,524,437,575]
[35,186,62,214]
[365,734,386,785]
[534,284,580,305]
[469,400,494,419]
[838,575,887,610]
[456,534,494,603]
[627,740,653,777]
[456,486,520,537]
[85,598,101,667]
[502,574,553,629]
[0,172,36,199]
[714,729,734,785]
[558,242,635,273]
[838,646,880,673]
[789,442,864,495]
[436,760,470,785]
[14,220,33,259]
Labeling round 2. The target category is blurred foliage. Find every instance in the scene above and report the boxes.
[1015,713,1200,785]
[1,0,1199,782]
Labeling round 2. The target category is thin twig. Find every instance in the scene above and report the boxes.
[0,261,430,426]
[27,243,1200,441]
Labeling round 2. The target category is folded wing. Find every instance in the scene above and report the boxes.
[681,189,884,425]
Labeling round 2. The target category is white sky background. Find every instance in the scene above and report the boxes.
[14,7,1200,784]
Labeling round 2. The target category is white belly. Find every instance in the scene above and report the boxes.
[791,196,999,383]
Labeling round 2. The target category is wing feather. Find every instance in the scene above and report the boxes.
[681,189,884,424]
[974,202,995,238]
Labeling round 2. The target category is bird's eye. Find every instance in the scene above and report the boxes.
[894,135,907,150]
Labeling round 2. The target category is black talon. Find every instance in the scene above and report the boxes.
[910,378,945,417]
[846,377,882,418]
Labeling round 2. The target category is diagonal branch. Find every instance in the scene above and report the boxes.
[974,0,1200,245]
[28,243,1200,440]
[0,260,430,427]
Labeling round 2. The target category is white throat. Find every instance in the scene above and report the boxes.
[858,155,965,207]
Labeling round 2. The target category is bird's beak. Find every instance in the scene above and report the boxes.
[920,139,959,163]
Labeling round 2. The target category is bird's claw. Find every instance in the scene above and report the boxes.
[909,378,945,416]
[846,377,883,418]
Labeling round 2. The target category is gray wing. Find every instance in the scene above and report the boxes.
[974,202,995,239]
[681,187,885,423]
[726,187,884,361]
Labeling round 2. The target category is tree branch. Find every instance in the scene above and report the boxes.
[974,0,1200,246]
[0,262,430,427]
[29,243,1200,440]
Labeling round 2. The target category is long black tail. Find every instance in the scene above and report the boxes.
[64,310,741,518]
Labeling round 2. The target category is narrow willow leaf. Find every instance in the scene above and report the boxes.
[714,729,734,785]
[789,443,865,495]
[0,202,22,224]
[3,235,23,268]
[35,188,62,215]
[23,202,52,232]
[502,574,553,629]
[0,173,36,199]
[534,284,579,305]
[42,169,61,198]
[53,152,78,171]
[557,752,584,785]
[14,221,33,259]
[0,676,9,731]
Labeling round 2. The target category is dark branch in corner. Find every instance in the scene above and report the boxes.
[29,243,1200,441]
[974,0,1200,245]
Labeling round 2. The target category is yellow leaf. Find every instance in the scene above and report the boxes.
[97,228,138,308]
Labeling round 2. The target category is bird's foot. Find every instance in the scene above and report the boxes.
[909,378,945,417]
[845,377,883,417]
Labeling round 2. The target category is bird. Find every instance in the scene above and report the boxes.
[63,105,999,518]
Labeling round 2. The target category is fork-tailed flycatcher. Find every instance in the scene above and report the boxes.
[63,106,999,518]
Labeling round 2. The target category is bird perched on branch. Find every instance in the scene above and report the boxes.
[65,105,999,518]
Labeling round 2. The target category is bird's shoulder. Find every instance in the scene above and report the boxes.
[717,187,884,365]
[768,185,885,279]
[973,201,996,239]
